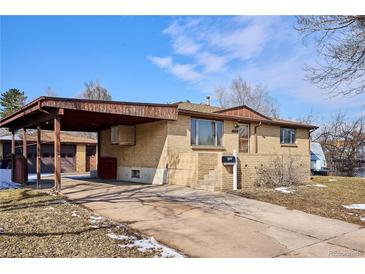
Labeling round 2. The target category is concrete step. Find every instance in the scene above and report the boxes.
[196,167,218,192]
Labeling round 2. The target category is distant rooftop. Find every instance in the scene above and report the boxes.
[177,102,223,113]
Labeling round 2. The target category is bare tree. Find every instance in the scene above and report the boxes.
[44,87,58,97]
[296,111,318,126]
[296,16,365,96]
[295,111,321,141]
[80,81,112,101]
[214,76,279,117]
[315,111,365,176]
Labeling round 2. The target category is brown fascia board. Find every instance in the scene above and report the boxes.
[178,109,318,129]
[213,104,272,120]
[0,96,180,127]
[41,96,180,107]
[0,98,43,127]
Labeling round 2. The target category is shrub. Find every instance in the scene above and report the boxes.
[255,155,305,188]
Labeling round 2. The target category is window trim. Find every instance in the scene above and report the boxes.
[238,123,250,153]
[191,118,224,147]
[280,127,296,145]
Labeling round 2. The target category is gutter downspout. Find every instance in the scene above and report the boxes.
[309,128,317,155]
[254,122,262,154]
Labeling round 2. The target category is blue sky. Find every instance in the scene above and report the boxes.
[1,16,364,120]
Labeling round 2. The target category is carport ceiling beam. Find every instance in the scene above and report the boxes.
[8,109,64,131]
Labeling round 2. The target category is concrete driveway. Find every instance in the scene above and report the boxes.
[53,176,364,258]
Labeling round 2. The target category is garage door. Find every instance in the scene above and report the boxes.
[3,143,76,174]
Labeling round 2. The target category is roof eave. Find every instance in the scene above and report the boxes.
[178,109,318,129]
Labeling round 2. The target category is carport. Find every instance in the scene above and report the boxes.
[0,96,178,192]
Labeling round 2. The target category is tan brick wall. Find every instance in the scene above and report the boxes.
[255,124,309,155]
[240,154,310,189]
[99,114,311,191]
[167,152,198,187]
[218,153,311,191]
[197,153,218,180]
[166,115,196,187]
[76,144,86,172]
[100,120,169,169]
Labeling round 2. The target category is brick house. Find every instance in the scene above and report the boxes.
[100,101,316,191]
[0,97,316,191]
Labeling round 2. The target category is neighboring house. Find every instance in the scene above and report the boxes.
[0,97,317,191]
[310,142,328,175]
[0,131,97,173]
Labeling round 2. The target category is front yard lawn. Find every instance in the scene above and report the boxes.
[235,176,365,225]
[0,189,182,258]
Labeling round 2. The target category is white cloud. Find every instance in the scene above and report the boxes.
[172,35,201,55]
[169,63,202,81]
[153,16,277,78]
[148,55,202,82]
[148,16,365,118]
[147,56,172,68]
[206,20,269,60]
[196,52,227,73]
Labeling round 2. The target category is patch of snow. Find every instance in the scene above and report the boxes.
[89,215,106,228]
[28,173,53,181]
[71,211,80,217]
[90,216,105,222]
[275,187,294,194]
[360,216,365,222]
[342,204,365,210]
[0,181,21,190]
[107,233,131,241]
[109,232,183,258]
[329,179,337,182]
[63,174,92,179]
[309,184,327,188]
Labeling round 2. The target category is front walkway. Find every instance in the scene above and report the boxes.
[45,177,365,257]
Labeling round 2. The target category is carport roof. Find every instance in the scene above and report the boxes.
[0,96,179,132]
[0,96,317,131]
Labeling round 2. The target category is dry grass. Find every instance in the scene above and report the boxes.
[236,176,365,225]
[0,189,175,258]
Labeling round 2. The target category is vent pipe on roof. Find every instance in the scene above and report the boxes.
[206,96,211,106]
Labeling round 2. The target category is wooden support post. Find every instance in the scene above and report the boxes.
[54,116,61,192]
[22,129,27,158]
[11,130,15,155]
[97,131,101,178]
[11,130,15,182]
[36,125,41,188]
[22,128,28,184]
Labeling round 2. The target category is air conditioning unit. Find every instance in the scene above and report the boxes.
[110,125,135,145]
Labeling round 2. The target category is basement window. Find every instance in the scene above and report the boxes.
[191,118,223,146]
[131,169,140,178]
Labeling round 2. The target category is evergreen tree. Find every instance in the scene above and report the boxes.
[0,89,27,118]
